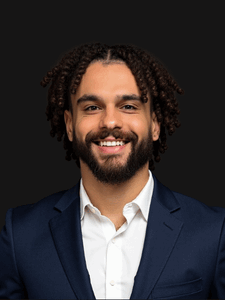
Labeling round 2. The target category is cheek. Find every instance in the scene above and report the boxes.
[74,117,96,141]
[130,118,149,136]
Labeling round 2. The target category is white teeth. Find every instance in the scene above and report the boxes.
[99,141,125,147]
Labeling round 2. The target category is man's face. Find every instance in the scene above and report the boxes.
[64,62,160,184]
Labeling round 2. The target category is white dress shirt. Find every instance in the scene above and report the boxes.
[80,170,154,299]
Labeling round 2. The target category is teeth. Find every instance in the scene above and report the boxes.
[99,141,125,147]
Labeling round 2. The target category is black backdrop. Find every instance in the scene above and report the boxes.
[1,2,224,230]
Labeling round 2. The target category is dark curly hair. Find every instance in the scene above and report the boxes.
[40,42,184,171]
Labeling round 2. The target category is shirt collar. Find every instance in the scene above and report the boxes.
[130,170,153,221]
[79,170,154,222]
[80,180,93,221]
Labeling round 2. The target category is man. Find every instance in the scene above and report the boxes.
[0,43,224,299]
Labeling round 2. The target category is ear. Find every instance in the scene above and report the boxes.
[64,110,73,142]
[151,112,161,141]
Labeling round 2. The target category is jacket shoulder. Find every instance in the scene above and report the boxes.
[14,189,67,211]
[171,189,225,220]
[8,189,70,228]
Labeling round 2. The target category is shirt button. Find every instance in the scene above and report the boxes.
[90,208,95,214]
[110,280,115,286]
[112,238,116,244]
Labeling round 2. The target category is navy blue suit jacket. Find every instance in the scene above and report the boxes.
[0,175,225,299]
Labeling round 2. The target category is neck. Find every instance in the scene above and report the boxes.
[80,162,150,221]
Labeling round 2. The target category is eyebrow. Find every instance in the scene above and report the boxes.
[76,94,142,105]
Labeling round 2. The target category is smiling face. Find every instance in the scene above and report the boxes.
[64,61,160,184]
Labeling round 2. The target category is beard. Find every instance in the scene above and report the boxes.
[72,127,153,185]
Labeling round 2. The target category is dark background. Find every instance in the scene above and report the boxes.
[1,2,224,230]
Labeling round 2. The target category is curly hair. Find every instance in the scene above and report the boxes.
[40,42,184,171]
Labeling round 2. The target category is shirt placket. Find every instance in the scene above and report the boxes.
[105,234,123,299]
[103,213,133,299]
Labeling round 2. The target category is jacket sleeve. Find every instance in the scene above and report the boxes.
[0,208,26,299]
[210,215,225,298]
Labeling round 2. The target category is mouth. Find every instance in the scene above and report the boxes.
[93,140,130,147]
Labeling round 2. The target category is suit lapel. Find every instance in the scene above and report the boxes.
[49,182,96,299]
[130,175,184,299]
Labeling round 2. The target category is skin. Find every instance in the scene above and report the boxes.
[64,61,160,230]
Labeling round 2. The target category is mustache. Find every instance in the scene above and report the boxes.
[85,128,138,143]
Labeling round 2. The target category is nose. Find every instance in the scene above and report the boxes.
[99,106,123,129]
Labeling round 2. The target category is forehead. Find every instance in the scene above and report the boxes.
[74,61,141,98]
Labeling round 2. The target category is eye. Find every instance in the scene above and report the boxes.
[85,105,100,111]
[122,105,137,110]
